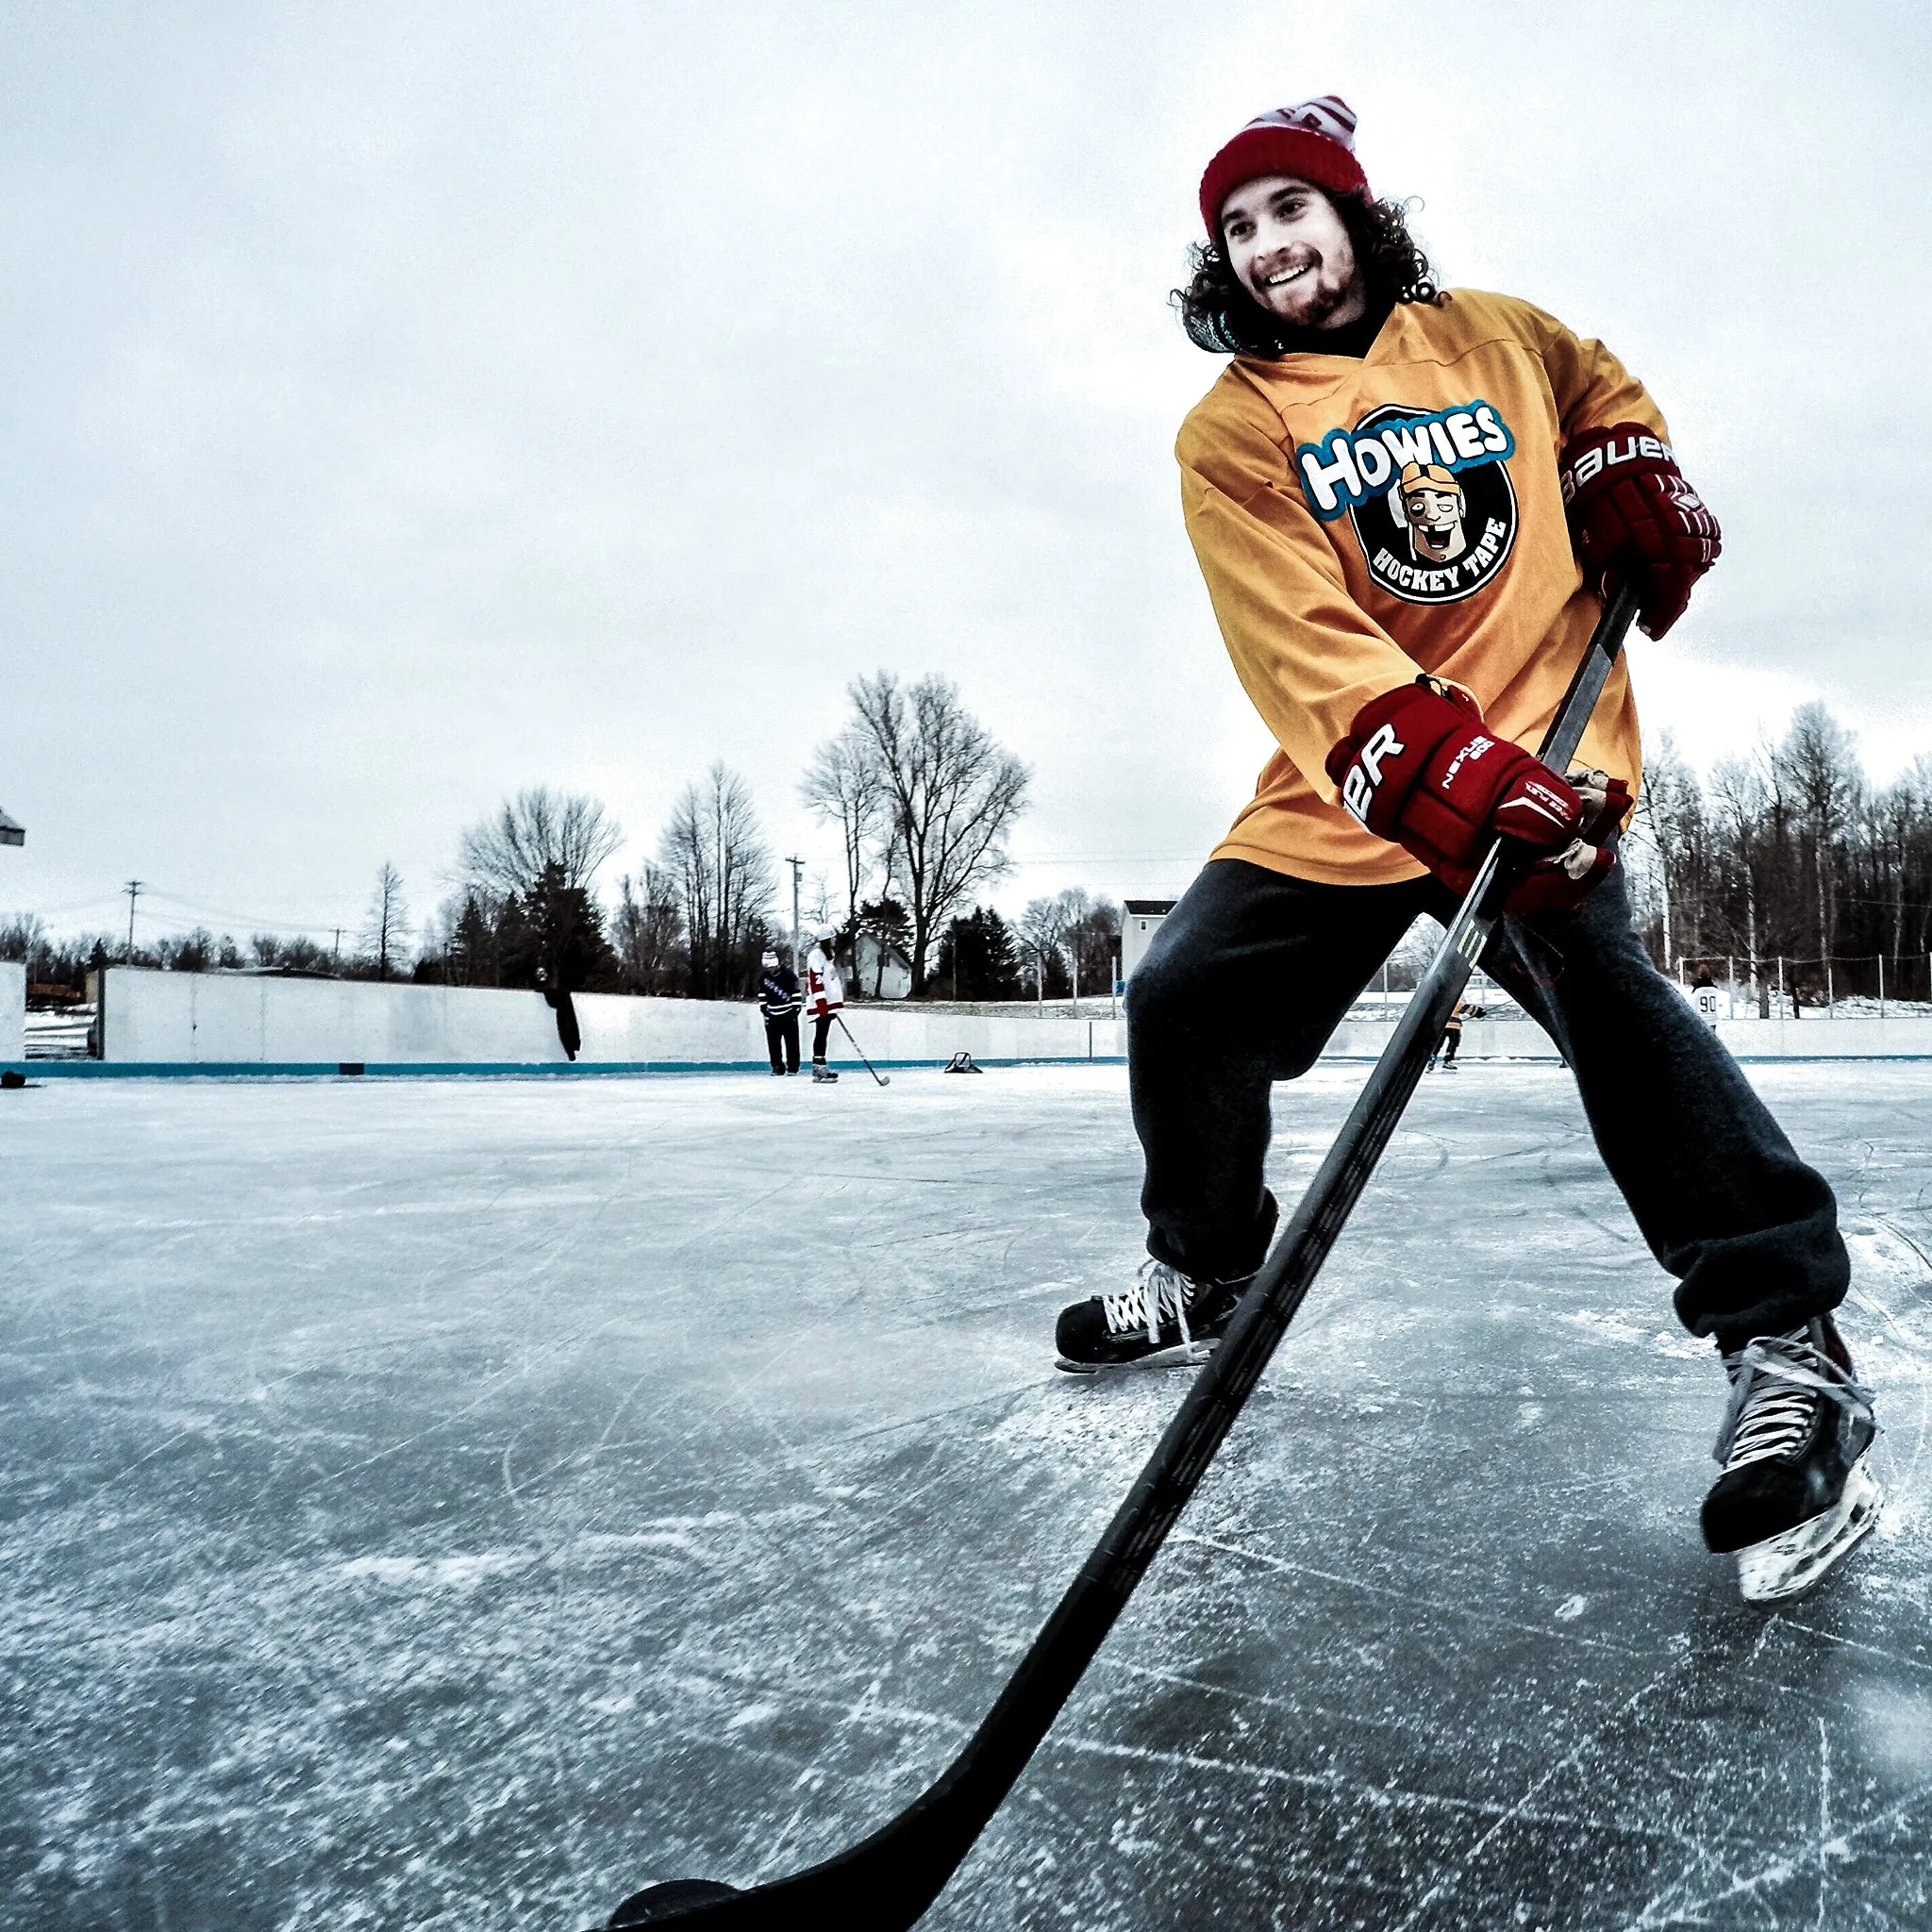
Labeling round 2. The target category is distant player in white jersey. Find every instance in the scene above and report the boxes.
[805,925,843,1084]
[1690,969,1724,1030]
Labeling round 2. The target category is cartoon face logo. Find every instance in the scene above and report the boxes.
[1292,402,1519,605]
[1396,462,1466,565]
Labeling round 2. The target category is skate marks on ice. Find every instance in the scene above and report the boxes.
[1608,1212,1932,1931]
[0,1069,1169,1930]
[4,1066,1932,1929]
[935,1067,1932,1932]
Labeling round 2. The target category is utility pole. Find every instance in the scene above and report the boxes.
[124,880,143,958]
[786,856,804,974]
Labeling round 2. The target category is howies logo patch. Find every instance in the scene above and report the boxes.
[1295,402,1519,605]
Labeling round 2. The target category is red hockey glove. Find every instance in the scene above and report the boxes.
[1560,423,1720,640]
[1325,682,1625,912]
[1433,766,1634,912]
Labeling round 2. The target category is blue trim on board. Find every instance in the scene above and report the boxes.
[10,1053,1932,1082]
[6,1058,1137,1079]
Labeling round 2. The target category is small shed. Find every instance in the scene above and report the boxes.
[1121,900,1177,981]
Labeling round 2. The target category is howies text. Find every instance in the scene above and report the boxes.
[1296,403,1515,519]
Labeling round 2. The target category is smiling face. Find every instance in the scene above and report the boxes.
[1219,175,1366,331]
[1396,463,1467,563]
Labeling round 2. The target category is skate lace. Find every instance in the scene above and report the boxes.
[1714,1327,1876,1472]
[1100,1261,1195,1347]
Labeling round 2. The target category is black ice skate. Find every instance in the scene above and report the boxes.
[1702,1316,1880,1604]
[1055,1260,1252,1374]
[811,1061,839,1083]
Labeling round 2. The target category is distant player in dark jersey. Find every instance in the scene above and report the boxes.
[1053,97,1876,1602]
[758,948,802,1075]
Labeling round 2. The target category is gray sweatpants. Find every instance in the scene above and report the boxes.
[1127,858,1846,1350]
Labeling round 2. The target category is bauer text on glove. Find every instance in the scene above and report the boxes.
[1560,423,1720,641]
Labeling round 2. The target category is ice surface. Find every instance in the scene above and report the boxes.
[3,1064,1930,1930]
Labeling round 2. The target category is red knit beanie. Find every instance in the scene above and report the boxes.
[1198,96,1369,239]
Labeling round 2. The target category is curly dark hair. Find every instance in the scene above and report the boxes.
[1172,191,1438,357]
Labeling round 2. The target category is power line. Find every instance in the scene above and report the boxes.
[125,888,360,935]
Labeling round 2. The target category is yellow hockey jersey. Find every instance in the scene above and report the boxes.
[1178,288,1659,885]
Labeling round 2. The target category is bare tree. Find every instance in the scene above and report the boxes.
[1010,890,1119,1005]
[845,673,1029,994]
[801,726,888,925]
[803,872,837,933]
[362,863,408,979]
[458,787,625,898]
[1774,703,1861,970]
[1065,891,1123,995]
[1630,730,1705,969]
[1018,893,1074,1001]
[658,763,776,998]
[1709,754,1771,1012]
[613,865,686,994]
[1620,706,1932,1008]
[0,913,46,967]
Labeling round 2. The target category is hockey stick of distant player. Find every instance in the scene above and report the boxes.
[593,583,1641,1930]
[834,1014,891,1087]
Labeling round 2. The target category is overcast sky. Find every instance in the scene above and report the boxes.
[4,1,1930,953]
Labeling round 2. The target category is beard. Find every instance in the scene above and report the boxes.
[1247,252,1363,330]
[1291,274,1359,329]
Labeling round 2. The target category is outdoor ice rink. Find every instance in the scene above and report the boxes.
[6,1059,1931,1932]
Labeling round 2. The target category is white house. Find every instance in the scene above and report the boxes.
[851,931,913,1001]
[1122,900,1176,982]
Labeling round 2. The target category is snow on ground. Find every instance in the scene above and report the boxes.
[3,1063,1930,1930]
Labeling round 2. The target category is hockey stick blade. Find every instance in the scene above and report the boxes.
[835,1013,891,1086]
[591,584,1640,1930]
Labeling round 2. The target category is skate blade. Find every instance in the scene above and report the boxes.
[1055,1339,1219,1377]
[1736,1455,1883,1604]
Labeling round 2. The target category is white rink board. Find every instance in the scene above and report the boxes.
[1328,1014,1932,1060]
[98,969,1124,1067]
[1,961,22,1062]
[92,968,1932,1070]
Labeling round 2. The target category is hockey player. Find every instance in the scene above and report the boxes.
[1690,967,1724,1030]
[805,924,843,1083]
[535,964,580,1062]
[1054,98,1878,1601]
[758,947,802,1075]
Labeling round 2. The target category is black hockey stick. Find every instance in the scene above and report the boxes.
[594,583,1640,1930]
[835,1014,891,1086]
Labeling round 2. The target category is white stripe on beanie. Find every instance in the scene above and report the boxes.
[1242,96,1358,151]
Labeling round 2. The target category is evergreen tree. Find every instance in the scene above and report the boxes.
[498,862,619,991]
[936,906,1023,999]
